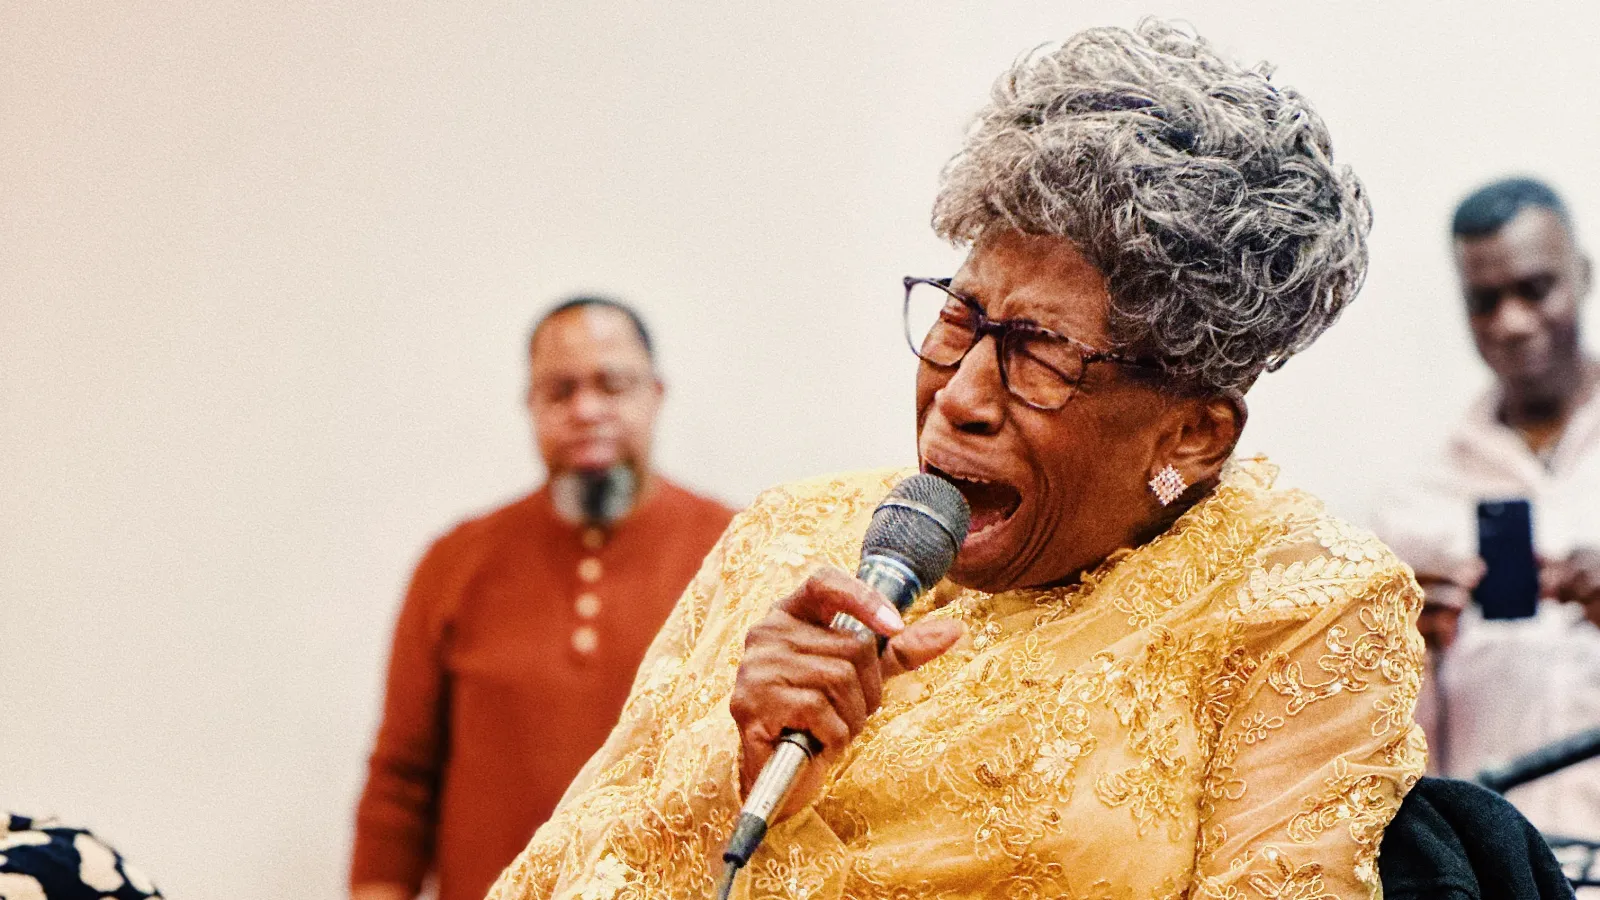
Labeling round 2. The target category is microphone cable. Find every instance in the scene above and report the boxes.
[715,861,739,900]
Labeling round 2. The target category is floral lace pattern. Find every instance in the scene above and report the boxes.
[488,459,1425,900]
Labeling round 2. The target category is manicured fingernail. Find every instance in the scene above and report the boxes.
[873,603,905,633]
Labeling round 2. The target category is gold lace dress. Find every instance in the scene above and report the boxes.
[488,459,1426,900]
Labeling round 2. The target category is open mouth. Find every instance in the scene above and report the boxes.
[923,464,1023,540]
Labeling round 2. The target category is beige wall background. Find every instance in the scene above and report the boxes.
[5,2,1599,896]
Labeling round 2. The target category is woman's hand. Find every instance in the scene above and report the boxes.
[729,566,963,820]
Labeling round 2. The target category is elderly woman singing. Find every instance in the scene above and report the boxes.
[491,20,1422,900]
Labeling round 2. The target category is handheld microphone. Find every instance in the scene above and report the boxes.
[717,474,970,892]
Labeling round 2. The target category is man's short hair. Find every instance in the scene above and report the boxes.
[528,295,655,363]
[1451,177,1572,239]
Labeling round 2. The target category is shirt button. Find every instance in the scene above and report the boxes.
[575,593,601,620]
[582,528,605,551]
[577,557,603,584]
[571,625,599,655]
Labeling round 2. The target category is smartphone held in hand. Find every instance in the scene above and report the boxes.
[1475,499,1539,620]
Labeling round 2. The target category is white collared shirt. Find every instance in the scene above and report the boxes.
[1378,384,1600,838]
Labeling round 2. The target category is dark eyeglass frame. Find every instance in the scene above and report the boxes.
[530,368,653,408]
[902,276,1163,411]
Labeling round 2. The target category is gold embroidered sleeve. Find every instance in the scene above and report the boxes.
[1192,551,1427,900]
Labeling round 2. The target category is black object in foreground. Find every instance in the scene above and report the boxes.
[1380,777,1574,900]
[717,474,970,897]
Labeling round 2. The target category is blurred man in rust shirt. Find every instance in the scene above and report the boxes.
[350,297,735,900]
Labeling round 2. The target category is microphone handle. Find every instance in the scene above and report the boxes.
[722,559,920,867]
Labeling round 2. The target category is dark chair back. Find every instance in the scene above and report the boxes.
[1379,777,1574,900]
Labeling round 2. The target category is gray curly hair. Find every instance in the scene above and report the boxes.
[933,20,1370,395]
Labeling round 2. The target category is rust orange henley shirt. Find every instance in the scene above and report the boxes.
[351,478,734,900]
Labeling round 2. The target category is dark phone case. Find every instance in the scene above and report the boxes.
[1475,499,1539,620]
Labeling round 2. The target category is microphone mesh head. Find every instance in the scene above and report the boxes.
[861,474,972,589]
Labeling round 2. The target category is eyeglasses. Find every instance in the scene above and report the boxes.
[531,368,651,408]
[902,276,1160,410]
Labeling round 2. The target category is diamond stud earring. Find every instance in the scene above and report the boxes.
[1149,464,1188,507]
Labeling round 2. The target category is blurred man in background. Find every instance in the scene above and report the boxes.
[349,297,736,900]
[1379,177,1600,838]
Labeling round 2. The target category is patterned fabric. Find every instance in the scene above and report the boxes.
[489,459,1427,900]
[0,814,161,899]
